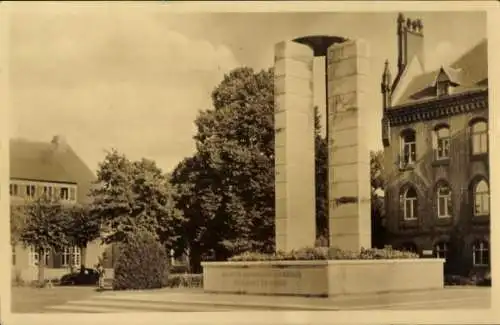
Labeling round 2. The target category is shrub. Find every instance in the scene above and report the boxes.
[166,274,203,288]
[113,231,169,290]
[229,246,419,262]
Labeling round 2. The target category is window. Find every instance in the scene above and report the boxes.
[43,186,53,199]
[10,184,19,196]
[12,245,16,265]
[437,184,451,218]
[29,247,50,267]
[60,187,69,201]
[62,246,81,268]
[473,179,489,216]
[434,242,448,259]
[26,185,36,199]
[400,187,418,220]
[437,81,450,97]
[434,126,450,160]
[471,120,488,155]
[400,129,416,167]
[472,241,489,266]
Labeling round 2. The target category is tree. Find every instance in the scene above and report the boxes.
[314,107,328,243]
[171,67,275,271]
[64,204,101,272]
[370,150,387,248]
[19,197,69,285]
[89,149,184,248]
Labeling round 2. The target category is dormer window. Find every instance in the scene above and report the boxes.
[437,81,450,97]
[435,66,461,98]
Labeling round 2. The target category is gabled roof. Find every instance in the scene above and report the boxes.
[433,66,463,87]
[392,39,488,107]
[10,137,96,202]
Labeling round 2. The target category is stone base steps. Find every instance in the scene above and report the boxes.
[41,287,490,313]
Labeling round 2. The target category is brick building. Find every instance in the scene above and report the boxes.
[380,14,489,275]
[11,135,114,282]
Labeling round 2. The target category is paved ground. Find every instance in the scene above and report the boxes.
[12,286,491,313]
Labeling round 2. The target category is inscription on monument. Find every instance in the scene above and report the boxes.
[221,269,302,289]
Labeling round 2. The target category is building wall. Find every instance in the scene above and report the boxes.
[12,239,115,282]
[383,101,489,274]
[10,177,118,282]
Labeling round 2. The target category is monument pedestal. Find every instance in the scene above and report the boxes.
[202,259,444,296]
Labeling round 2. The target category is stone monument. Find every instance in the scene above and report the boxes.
[201,35,444,297]
[326,40,372,251]
[274,36,371,252]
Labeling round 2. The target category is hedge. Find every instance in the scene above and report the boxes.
[229,246,419,262]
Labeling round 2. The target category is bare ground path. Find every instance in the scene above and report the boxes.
[11,286,491,313]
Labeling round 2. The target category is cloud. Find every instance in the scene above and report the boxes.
[10,8,240,172]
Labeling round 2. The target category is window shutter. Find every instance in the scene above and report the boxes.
[70,188,76,201]
[399,194,404,219]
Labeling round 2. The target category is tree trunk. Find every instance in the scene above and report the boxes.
[189,245,202,274]
[80,244,87,273]
[37,248,45,286]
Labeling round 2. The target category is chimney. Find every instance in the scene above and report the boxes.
[397,13,424,75]
[51,135,68,151]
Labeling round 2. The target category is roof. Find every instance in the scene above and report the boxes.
[392,39,488,107]
[10,137,96,202]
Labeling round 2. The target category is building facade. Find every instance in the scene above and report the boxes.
[381,14,489,275]
[11,135,115,282]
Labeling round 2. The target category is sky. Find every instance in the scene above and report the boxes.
[8,3,487,173]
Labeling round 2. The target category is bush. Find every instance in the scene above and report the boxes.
[229,246,419,262]
[113,231,169,290]
[166,274,203,288]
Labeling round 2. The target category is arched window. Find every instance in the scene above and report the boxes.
[400,129,416,167]
[473,179,489,216]
[400,186,418,220]
[434,242,448,259]
[433,126,450,160]
[436,183,451,218]
[471,120,488,155]
[472,240,489,266]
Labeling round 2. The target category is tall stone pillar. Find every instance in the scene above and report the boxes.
[327,40,372,251]
[274,41,316,252]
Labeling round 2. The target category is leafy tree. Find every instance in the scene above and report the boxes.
[171,67,275,271]
[64,204,101,271]
[370,150,387,248]
[19,197,69,285]
[314,107,328,243]
[89,150,184,248]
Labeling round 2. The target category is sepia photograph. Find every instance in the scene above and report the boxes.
[5,2,492,317]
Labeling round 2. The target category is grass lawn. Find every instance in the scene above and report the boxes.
[11,286,100,313]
